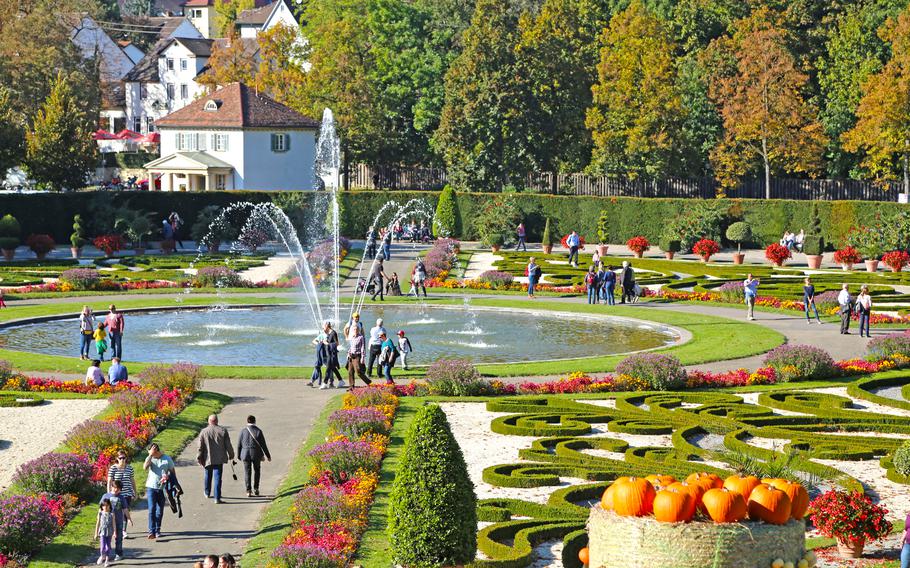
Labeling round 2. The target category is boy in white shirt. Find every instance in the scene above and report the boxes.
[397,330,413,370]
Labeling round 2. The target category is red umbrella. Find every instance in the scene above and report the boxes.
[114,129,142,140]
[93,129,116,140]
[137,132,160,144]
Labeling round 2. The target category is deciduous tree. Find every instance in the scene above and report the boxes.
[197,34,256,91]
[254,24,307,104]
[213,0,254,37]
[0,86,25,176]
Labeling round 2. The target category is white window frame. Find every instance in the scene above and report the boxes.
[180,84,188,99]
[271,133,288,152]
[179,58,187,71]
[166,58,174,71]
[215,174,226,190]
[166,83,175,100]
[213,133,228,152]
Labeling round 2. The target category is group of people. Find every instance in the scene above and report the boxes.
[392,219,431,243]
[80,304,125,362]
[160,212,185,247]
[365,227,394,261]
[780,230,805,252]
[341,313,413,386]
[194,554,238,568]
[364,256,428,301]
[584,261,640,304]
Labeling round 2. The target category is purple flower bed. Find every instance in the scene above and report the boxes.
[868,332,910,361]
[715,281,744,303]
[137,361,204,394]
[108,388,161,418]
[327,408,390,439]
[424,358,490,396]
[308,440,383,483]
[423,239,459,279]
[813,290,841,309]
[64,419,132,460]
[763,344,837,381]
[59,268,100,290]
[0,495,61,556]
[290,484,356,526]
[12,453,94,498]
[194,266,247,288]
[477,270,514,287]
[615,353,687,390]
[271,542,344,568]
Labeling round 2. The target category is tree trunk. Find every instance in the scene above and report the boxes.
[903,150,908,196]
[762,137,770,200]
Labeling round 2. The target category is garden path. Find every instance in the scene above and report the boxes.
[85,379,335,567]
[338,241,427,295]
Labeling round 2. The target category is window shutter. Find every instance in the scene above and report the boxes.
[270,134,277,151]
[284,134,290,151]
[197,132,206,151]
[223,135,228,152]
[211,133,216,149]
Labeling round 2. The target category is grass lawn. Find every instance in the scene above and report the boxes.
[28,391,231,568]
[0,296,783,379]
[241,395,342,568]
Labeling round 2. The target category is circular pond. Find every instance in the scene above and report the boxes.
[0,305,682,367]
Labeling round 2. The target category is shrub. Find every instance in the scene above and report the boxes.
[476,270,513,287]
[658,235,681,253]
[725,221,751,253]
[93,234,125,256]
[59,268,100,290]
[65,419,133,459]
[716,281,744,303]
[814,290,841,311]
[0,360,14,389]
[765,243,792,265]
[12,453,94,498]
[387,404,476,567]
[0,495,62,555]
[290,483,358,527]
[137,362,204,395]
[882,250,910,271]
[194,266,246,288]
[541,217,554,246]
[868,332,910,361]
[425,358,491,396]
[893,440,910,477]
[239,228,269,251]
[833,246,862,265]
[596,210,609,244]
[626,236,649,254]
[327,407,391,439]
[308,439,383,484]
[664,201,727,252]
[433,185,459,238]
[802,235,823,256]
[108,388,161,418]
[762,344,837,381]
[191,205,237,247]
[423,239,457,279]
[847,225,888,260]
[70,214,85,249]
[614,353,686,390]
[0,214,21,250]
[692,238,720,259]
[25,234,55,256]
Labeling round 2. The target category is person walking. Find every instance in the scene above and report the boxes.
[526,257,540,298]
[567,231,580,267]
[515,223,527,251]
[309,326,327,387]
[367,318,387,377]
[85,359,105,386]
[397,330,413,370]
[196,415,235,504]
[379,331,398,384]
[411,258,428,298]
[602,265,616,306]
[838,283,853,334]
[108,357,129,385]
[99,480,132,560]
[143,443,174,539]
[743,274,759,320]
[857,285,873,338]
[107,452,135,538]
[620,261,636,304]
[79,305,94,360]
[105,305,124,360]
[370,258,388,301]
[345,325,371,389]
[94,498,115,567]
[323,321,345,388]
[381,229,392,261]
[169,212,185,249]
[237,415,271,498]
[161,217,174,242]
[803,277,822,324]
[585,266,598,304]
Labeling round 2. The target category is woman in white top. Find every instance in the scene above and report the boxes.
[85,359,105,386]
[79,306,95,360]
[856,285,873,338]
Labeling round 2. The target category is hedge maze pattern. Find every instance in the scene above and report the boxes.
[472,371,910,568]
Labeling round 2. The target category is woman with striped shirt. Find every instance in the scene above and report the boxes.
[108,452,135,535]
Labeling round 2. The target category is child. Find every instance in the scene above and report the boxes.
[94,498,115,566]
[396,330,412,371]
[100,480,132,561]
[94,322,108,362]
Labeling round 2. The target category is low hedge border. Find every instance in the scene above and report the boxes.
[474,519,585,568]
[0,393,43,406]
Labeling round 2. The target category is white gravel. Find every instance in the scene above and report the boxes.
[0,399,109,490]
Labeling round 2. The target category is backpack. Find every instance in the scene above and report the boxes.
[585,272,595,285]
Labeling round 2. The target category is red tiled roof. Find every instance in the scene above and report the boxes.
[155,82,319,129]
[182,0,212,6]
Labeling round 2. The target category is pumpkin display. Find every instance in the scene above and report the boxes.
[601,483,617,511]
[611,477,656,517]
[764,479,809,520]
[723,475,761,500]
[701,488,747,523]
[686,472,723,490]
[667,482,703,517]
[747,484,792,525]
[645,474,677,488]
[771,559,784,568]
[654,487,693,523]
[578,546,590,565]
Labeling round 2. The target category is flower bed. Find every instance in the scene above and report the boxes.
[271,387,398,567]
[424,238,459,280]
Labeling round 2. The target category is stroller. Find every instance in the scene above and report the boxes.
[356,278,367,293]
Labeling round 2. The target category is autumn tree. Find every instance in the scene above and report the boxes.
[214,0,254,37]
[197,34,256,91]
[843,5,910,194]
[0,86,25,176]
[707,9,826,198]
[24,72,96,191]
[586,1,686,179]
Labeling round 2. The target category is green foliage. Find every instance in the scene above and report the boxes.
[191,205,239,246]
[658,235,681,253]
[893,440,910,476]
[0,85,24,176]
[725,220,751,253]
[114,208,156,248]
[0,214,20,251]
[804,202,825,255]
[474,194,520,247]
[542,217,554,246]
[70,215,85,249]
[596,209,610,244]
[664,200,727,252]
[433,185,459,238]
[387,404,477,567]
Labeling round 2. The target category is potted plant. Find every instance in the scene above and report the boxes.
[725,221,751,265]
[765,243,792,267]
[473,194,518,253]
[93,235,125,258]
[659,234,681,260]
[848,225,886,272]
[487,232,504,252]
[25,234,55,260]
[70,214,86,259]
[626,236,650,258]
[0,214,21,261]
[192,205,235,253]
[541,217,554,255]
[596,210,610,257]
[803,203,825,269]
[833,246,861,271]
[807,490,891,559]
[882,250,910,272]
[692,238,720,262]
[114,208,155,255]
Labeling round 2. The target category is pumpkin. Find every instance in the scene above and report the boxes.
[578,546,589,565]
[797,560,808,568]
[771,559,784,568]
[686,472,723,489]
[654,487,693,523]
[747,484,792,525]
[645,474,677,488]
[701,488,747,523]
[611,477,656,517]
[667,481,703,517]
[723,474,761,500]
[783,562,794,568]
[764,479,809,520]
[601,483,617,511]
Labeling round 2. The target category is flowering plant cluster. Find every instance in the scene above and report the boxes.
[193,266,249,288]
[476,270,514,287]
[0,494,66,557]
[58,268,101,290]
[625,236,649,254]
[423,238,459,280]
[11,453,95,499]
[0,375,139,394]
[272,387,397,567]
[763,344,837,381]
[615,353,687,390]
[92,235,125,256]
[136,362,205,396]
[807,490,892,543]
[833,246,863,265]
[425,276,586,294]
[882,250,910,271]
[686,367,777,388]
[764,243,792,265]
[308,237,352,274]
[692,238,720,259]
[25,234,55,256]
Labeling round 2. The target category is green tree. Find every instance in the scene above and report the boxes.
[842,5,910,193]
[707,9,826,198]
[433,185,459,237]
[214,0,254,37]
[24,72,96,191]
[255,24,308,105]
[197,33,256,91]
[0,85,24,176]
[586,0,686,179]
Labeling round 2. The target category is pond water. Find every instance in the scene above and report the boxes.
[0,305,682,367]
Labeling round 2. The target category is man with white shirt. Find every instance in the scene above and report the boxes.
[367,318,387,378]
[838,284,852,334]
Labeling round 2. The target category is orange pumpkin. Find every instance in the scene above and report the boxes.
[686,472,723,490]
[601,483,616,511]
[654,487,693,523]
[611,477,656,517]
[668,481,704,517]
[723,475,761,500]
[701,488,747,523]
[764,479,809,520]
[747,484,792,525]
[645,474,677,488]
[578,546,589,565]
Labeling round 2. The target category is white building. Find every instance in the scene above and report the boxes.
[68,15,137,82]
[144,82,319,191]
[236,0,298,39]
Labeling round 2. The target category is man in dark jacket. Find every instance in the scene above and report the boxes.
[620,261,636,304]
[236,415,271,497]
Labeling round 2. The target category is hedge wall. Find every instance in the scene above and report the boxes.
[2,190,907,248]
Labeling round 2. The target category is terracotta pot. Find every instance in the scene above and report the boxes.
[864,259,879,273]
[664,251,675,260]
[542,245,553,254]
[70,247,81,259]
[208,242,221,253]
[771,261,785,267]
[889,265,903,273]
[700,254,711,263]
[596,244,608,256]
[732,252,745,265]
[806,254,823,269]
[837,537,865,559]
[841,263,853,271]
[491,244,501,252]
[2,249,14,261]
[633,251,644,258]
